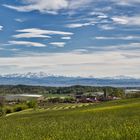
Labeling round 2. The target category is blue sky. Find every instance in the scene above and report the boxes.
[0,0,140,77]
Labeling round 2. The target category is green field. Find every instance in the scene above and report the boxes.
[0,98,140,140]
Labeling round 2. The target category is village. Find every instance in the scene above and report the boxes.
[1,90,118,105]
[0,87,139,117]
[1,88,139,105]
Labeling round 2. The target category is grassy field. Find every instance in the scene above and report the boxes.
[0,98,140,140]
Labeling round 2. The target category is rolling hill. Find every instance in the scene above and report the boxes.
[0,98,140,140]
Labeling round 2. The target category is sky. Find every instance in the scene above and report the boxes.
[0,0,140,77]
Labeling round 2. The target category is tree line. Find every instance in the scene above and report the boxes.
[0,85,124,97]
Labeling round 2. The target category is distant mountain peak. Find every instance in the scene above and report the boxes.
[1,72,137,79]
[103,75,135,80]
[0,72,139,87]
[2,72,53,78]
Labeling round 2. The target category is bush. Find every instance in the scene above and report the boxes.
[4,107,13,114]
[26,100,37,109]
[63,97,76,103]
[47,97,62,103]
[13,104,28,112]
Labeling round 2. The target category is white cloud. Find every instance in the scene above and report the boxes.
[112,17,129,24]
[15,18,25,23]
[112,16,140,26]
[89,43,140,52]
[66,22,94,28]
[89,12,108,19]
[49,42,66,47]
[9,41,46,47]
[3,0,92,14]
[61,36,71,40]
[72,49,89,53]
[13,33,51,39]
[13,28,73,39]
[95,6,112,12]
[95,35,140,40]
[68,0,92,9]
[3,0,68,14]
[98,24,114,30]
[0,47,19,51]
[12,28,72,48]
[0,25,3,31]
[97,15,108,19]
[112,0,140,6]
[0,51,139,77]
[89,11,105,16]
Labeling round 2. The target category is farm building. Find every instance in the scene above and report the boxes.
[75,92,104,103]
[125,89,140,94]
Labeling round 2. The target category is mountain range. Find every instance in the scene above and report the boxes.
[0,72,140,87]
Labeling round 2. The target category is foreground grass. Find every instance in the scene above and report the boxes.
[0,98,140,140]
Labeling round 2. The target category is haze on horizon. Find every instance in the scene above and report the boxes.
[0,0,140,78]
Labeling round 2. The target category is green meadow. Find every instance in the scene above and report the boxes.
[0,98,140,140]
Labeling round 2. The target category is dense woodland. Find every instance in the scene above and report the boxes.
[0,85,125,97]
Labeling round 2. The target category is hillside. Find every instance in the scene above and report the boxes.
[0,98,140,140]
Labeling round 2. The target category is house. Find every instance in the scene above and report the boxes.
[75,92,104,103]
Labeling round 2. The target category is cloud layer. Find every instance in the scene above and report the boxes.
[0,51,139,77]
[112,15,140,26]
[10,28,73,47]
[4,0,92,14]
[13,28,73,38]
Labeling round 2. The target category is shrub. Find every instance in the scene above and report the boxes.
[26,100,37,109]
[63,97,76,103]
[47,97,62,103]
[13,104,28,112]
[4,107,13,114]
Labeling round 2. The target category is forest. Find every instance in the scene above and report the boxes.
[0,85,125,97]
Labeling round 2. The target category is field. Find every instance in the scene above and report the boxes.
[0,98,140,140]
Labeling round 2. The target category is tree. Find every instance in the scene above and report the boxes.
[0,96,5,107]
[26,100,38,110]
[0,96,5,116]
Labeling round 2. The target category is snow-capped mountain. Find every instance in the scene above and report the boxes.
[0,72,140,87]
[2,72,53,78]
[102,75,137,80]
